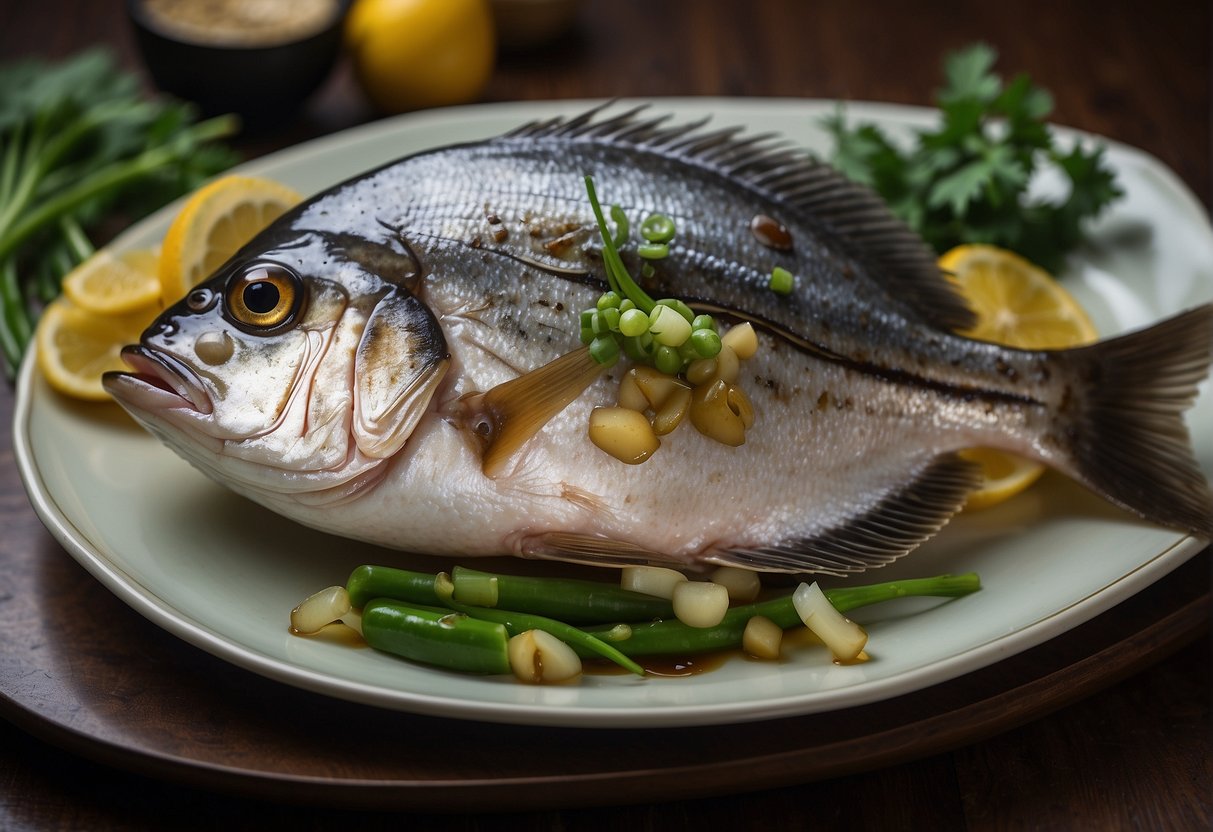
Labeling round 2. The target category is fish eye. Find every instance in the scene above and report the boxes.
[224,263,303,333]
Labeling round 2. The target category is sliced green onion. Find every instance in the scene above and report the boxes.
[619,308,649,337]
[638,242,669,260]
[654,344,682,375]
[769,266,794,295]
[622,334,651,361]
[648,304,692,347]
[610,204,630,248]
[692,314,716,332]
[640,213,676,243]
[597,291,621,310]
[585,176,655,312]
[656,298,695,324]
[689,328,722,358]
[589,334,621,366]
[602,306,621,332]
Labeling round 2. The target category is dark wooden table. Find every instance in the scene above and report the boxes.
[1,1,1209,828]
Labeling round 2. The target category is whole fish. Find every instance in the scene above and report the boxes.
[103,107,1213,576]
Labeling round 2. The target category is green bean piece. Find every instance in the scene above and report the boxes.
[584,573,982,657]
[450,570,496,607]
[345,564,444,608]
[443,597,645,676]
[362,600,511,675]
[451,566,674,624]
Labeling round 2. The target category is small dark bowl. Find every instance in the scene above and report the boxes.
[127,0,350,129]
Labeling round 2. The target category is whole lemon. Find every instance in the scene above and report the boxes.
[345,0,496,113]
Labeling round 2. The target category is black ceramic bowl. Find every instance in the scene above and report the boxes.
[127,0,350,128]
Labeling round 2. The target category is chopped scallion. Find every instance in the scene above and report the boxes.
[640,213,676,243]
[769,266,794,295]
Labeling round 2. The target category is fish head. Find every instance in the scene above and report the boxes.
[103,229,449,504]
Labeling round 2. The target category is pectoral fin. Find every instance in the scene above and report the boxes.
[464,348,605,477]
[353,289,449,458]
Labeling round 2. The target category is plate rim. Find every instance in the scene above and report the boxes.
[10,97,1212,728]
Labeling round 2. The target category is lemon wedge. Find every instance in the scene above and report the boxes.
[35,297,159,401]
[158,174,302,306]
[941,244,1099,509]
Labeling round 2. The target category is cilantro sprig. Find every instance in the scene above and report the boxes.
[823,43,1122,274]
[0,49,240,379]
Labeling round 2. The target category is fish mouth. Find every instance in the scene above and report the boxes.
[103,346,214,415]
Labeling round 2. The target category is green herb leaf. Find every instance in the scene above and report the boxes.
[823,42,1122,276]
[0,48,239,376]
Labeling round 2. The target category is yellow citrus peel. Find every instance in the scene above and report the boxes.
[941,244,1099,509]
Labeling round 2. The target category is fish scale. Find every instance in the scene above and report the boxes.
[104,107,1213,574]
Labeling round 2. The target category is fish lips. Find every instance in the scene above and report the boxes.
[103,346,214,416]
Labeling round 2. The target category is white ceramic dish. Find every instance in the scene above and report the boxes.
[13,99,1212,728]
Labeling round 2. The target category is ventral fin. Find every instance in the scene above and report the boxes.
[464,348,605,477]
[710,454,982,576]
[523,532,686,569]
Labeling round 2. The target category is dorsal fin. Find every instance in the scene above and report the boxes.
[502,105,976,333]
[708,454,982,576]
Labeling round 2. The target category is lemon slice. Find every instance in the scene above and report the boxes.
[942,244,1098,349]
[62,248,162,315]
[158,175,302,306]
[35,297,159,401]
[940,244,1099,509]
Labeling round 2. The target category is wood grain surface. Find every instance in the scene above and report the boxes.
[1,0,1210,829]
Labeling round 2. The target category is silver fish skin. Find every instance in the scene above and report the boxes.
[103,108,1213,575]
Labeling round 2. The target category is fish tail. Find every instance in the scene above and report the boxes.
[1058,304,1213,536]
